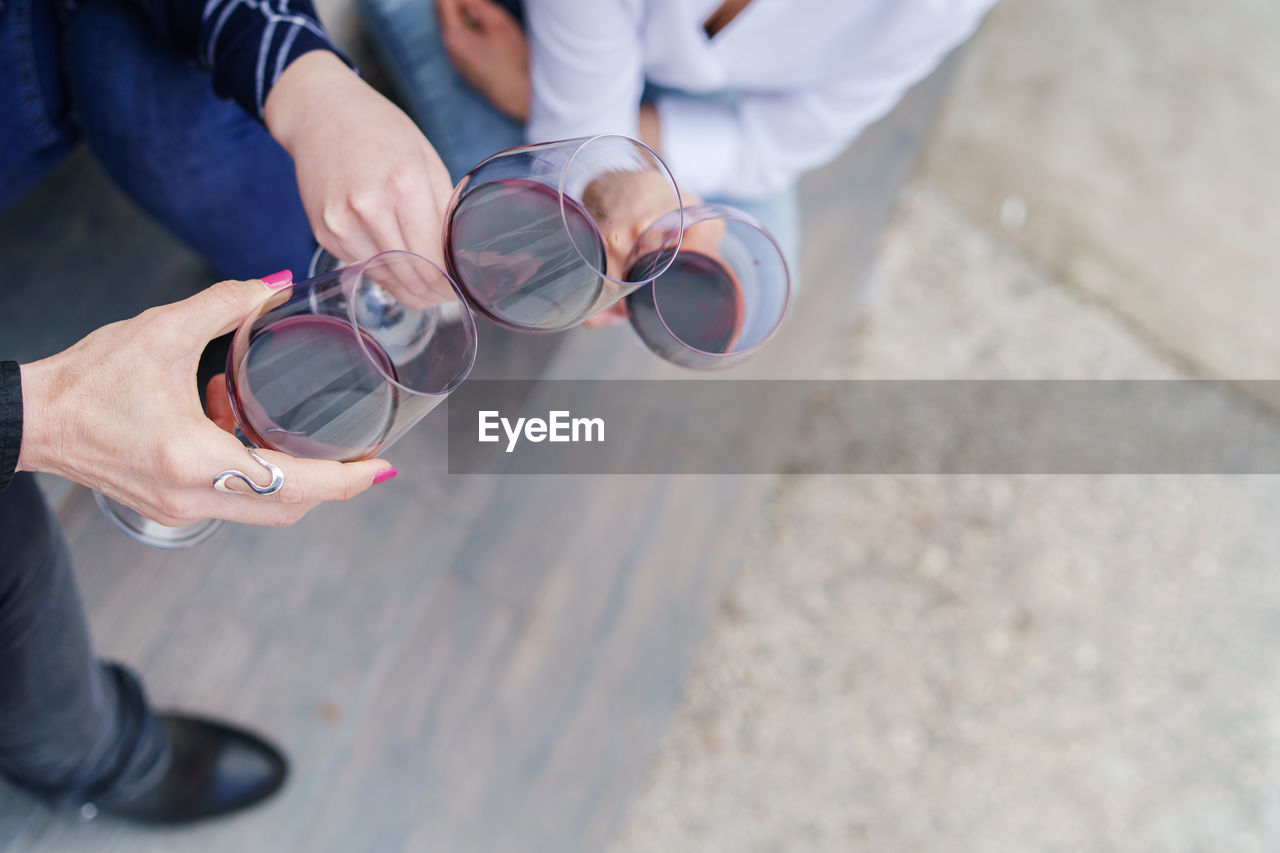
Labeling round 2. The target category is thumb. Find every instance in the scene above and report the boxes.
[177,270,294,346]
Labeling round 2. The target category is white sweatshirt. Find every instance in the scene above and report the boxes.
[526,0,997,199]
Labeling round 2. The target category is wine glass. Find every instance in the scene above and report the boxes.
[442,134,684,332]
[621,204,791,370]
[96,250,478,547]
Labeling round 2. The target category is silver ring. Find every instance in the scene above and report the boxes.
[213,448,285,496]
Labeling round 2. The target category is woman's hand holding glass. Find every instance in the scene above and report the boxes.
[581,185,717,328]
[621,204,791,369]
[217,252,476,464]
[16,278,394,530]
[442,135,683,332]
[264,51,456,307]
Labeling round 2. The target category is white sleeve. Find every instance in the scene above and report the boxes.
[657,1,997,200]
[524,0,646,143]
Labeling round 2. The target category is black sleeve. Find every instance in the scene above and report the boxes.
[0,362,22,492]
[130,0,355,121]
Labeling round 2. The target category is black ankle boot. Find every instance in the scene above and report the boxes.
[89,714,288,825]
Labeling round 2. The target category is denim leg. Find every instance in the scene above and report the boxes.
[0,0,77,210]
[0,474,169,805]
[707,189,802,278]
[58,0,315,280]
[359,0,526,182]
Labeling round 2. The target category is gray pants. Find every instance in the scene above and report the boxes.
[0,474,168,805]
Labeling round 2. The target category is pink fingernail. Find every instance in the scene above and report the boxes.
[260,269,294,289]
[372,467,398,485]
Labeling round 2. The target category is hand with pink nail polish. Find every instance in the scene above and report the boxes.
[264,52,455,307]
[15,277,393,529]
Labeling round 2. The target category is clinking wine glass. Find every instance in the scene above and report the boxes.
[316,201,787,374]
[442,134,685,332]
[621,203,792,369]
[96,250,478,548]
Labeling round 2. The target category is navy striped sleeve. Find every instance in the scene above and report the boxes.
[135,0,355,121]
[0,362,21,492]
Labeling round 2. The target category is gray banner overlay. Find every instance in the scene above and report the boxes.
[445,380,1280,475]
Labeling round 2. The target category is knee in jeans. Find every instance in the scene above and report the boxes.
[61,0,243,169]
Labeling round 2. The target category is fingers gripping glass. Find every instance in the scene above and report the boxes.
[320,203,789,373]
[97,251,478,548]
[443,135,684,332]
[623,204,791,370]
[228,250,475,460]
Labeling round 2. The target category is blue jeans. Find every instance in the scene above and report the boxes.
[358,0,801,264]
[0,0,315,804]
[359,0,525,184]
[0,0,316,280]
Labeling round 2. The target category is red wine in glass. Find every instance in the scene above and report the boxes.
[445,178,608,331]
[625,251,745,360]
[227,315,399,461]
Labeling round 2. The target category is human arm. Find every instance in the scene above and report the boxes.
[0,362,20,493]
[518,0,992,199]
[262,51,456,283]
[7,279,393,526]
[132,0,455,276]
[522,0,646,141]
[435,0,646,139]
[131,0,349,120]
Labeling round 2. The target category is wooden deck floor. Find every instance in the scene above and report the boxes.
[0,64,952,852]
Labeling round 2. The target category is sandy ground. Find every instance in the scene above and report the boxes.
[609,2,1280,850]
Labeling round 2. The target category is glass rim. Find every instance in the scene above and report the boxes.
[558,133,686,287]
[307,245,332,279]
[342,249,479,397]
[648,206,792,359]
